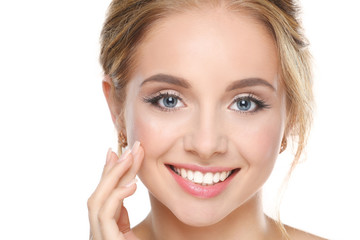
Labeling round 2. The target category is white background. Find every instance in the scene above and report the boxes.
[0,1,359,239]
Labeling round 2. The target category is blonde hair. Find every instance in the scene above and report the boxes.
[100,0,313,238]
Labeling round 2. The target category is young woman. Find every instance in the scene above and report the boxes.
[88,0,326,239]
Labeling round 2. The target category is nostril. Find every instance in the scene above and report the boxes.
[184,135,227,160]
[182,115,228,159]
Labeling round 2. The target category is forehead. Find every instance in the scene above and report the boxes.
[132,6,279,89]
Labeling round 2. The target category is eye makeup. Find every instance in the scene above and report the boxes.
[142,89,271,115]
[142,90,185,112]
[229,93,271,114]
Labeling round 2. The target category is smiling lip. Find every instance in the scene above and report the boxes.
[166,164,240,198]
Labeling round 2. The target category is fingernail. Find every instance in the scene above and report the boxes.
[131,141,140,155]
[117,149,131,163]
[124,178,138,188]
[106,148,112,164]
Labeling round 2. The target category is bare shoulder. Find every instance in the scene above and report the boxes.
[285,225,328,240]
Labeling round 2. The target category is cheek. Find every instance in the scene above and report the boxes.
[231,113,284,172]
[247,124,281,191]
[126,105,189,177]
[225,113,285,202]
[132,114,171,159]
[252,122,282,163]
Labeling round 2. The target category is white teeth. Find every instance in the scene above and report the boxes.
[180,168,187,178]
[172,166,233,185]
[219,171,227,181]
[193,171,203,183]
[187,170,194,181]
[213,172,220,183]
[203,172,213,184]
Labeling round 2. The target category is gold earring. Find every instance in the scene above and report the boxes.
[118,132,128,149]
[279,137,287,153]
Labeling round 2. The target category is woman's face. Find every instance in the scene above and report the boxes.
[123,7,286,226]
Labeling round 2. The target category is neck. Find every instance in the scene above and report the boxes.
[145,191,278,240]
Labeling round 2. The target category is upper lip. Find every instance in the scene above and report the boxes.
[166,163,239,173]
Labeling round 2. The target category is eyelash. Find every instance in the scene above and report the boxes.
[230,93,270,114]
[143,91,270,113]
[142,91,184,112]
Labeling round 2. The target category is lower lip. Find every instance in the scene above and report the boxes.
[167,166,238,199]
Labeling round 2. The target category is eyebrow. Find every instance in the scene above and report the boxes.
[140,73,275,91]
[140,74,191,88]
[225,78,276,92]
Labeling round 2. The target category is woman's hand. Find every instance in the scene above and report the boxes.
[88,141,144,240]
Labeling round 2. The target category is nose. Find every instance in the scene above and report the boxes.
[184,106,227,160]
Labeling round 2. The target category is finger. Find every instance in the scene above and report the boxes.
[128,144,144,178]
[102,147,132,178]
[89,219,101,240]
[103,142,144,187]
[117,142,144,187]
[114,143,144,220]
[89,143,143,240]
[101,148,118,177]
[98,184,137,240]
[92,151,133,203]
[88,152,133,238]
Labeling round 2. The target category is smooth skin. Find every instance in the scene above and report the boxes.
[88,5,326,240]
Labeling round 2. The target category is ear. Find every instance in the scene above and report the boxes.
[102,76,124,132]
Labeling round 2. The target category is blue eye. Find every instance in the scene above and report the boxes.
[143,92,185,111]
[160,96,178,108]
[229,94,269,113]
[237,99,253,111]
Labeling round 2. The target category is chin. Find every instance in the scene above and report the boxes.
[168,199,233,227]
[177,215,223,227]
